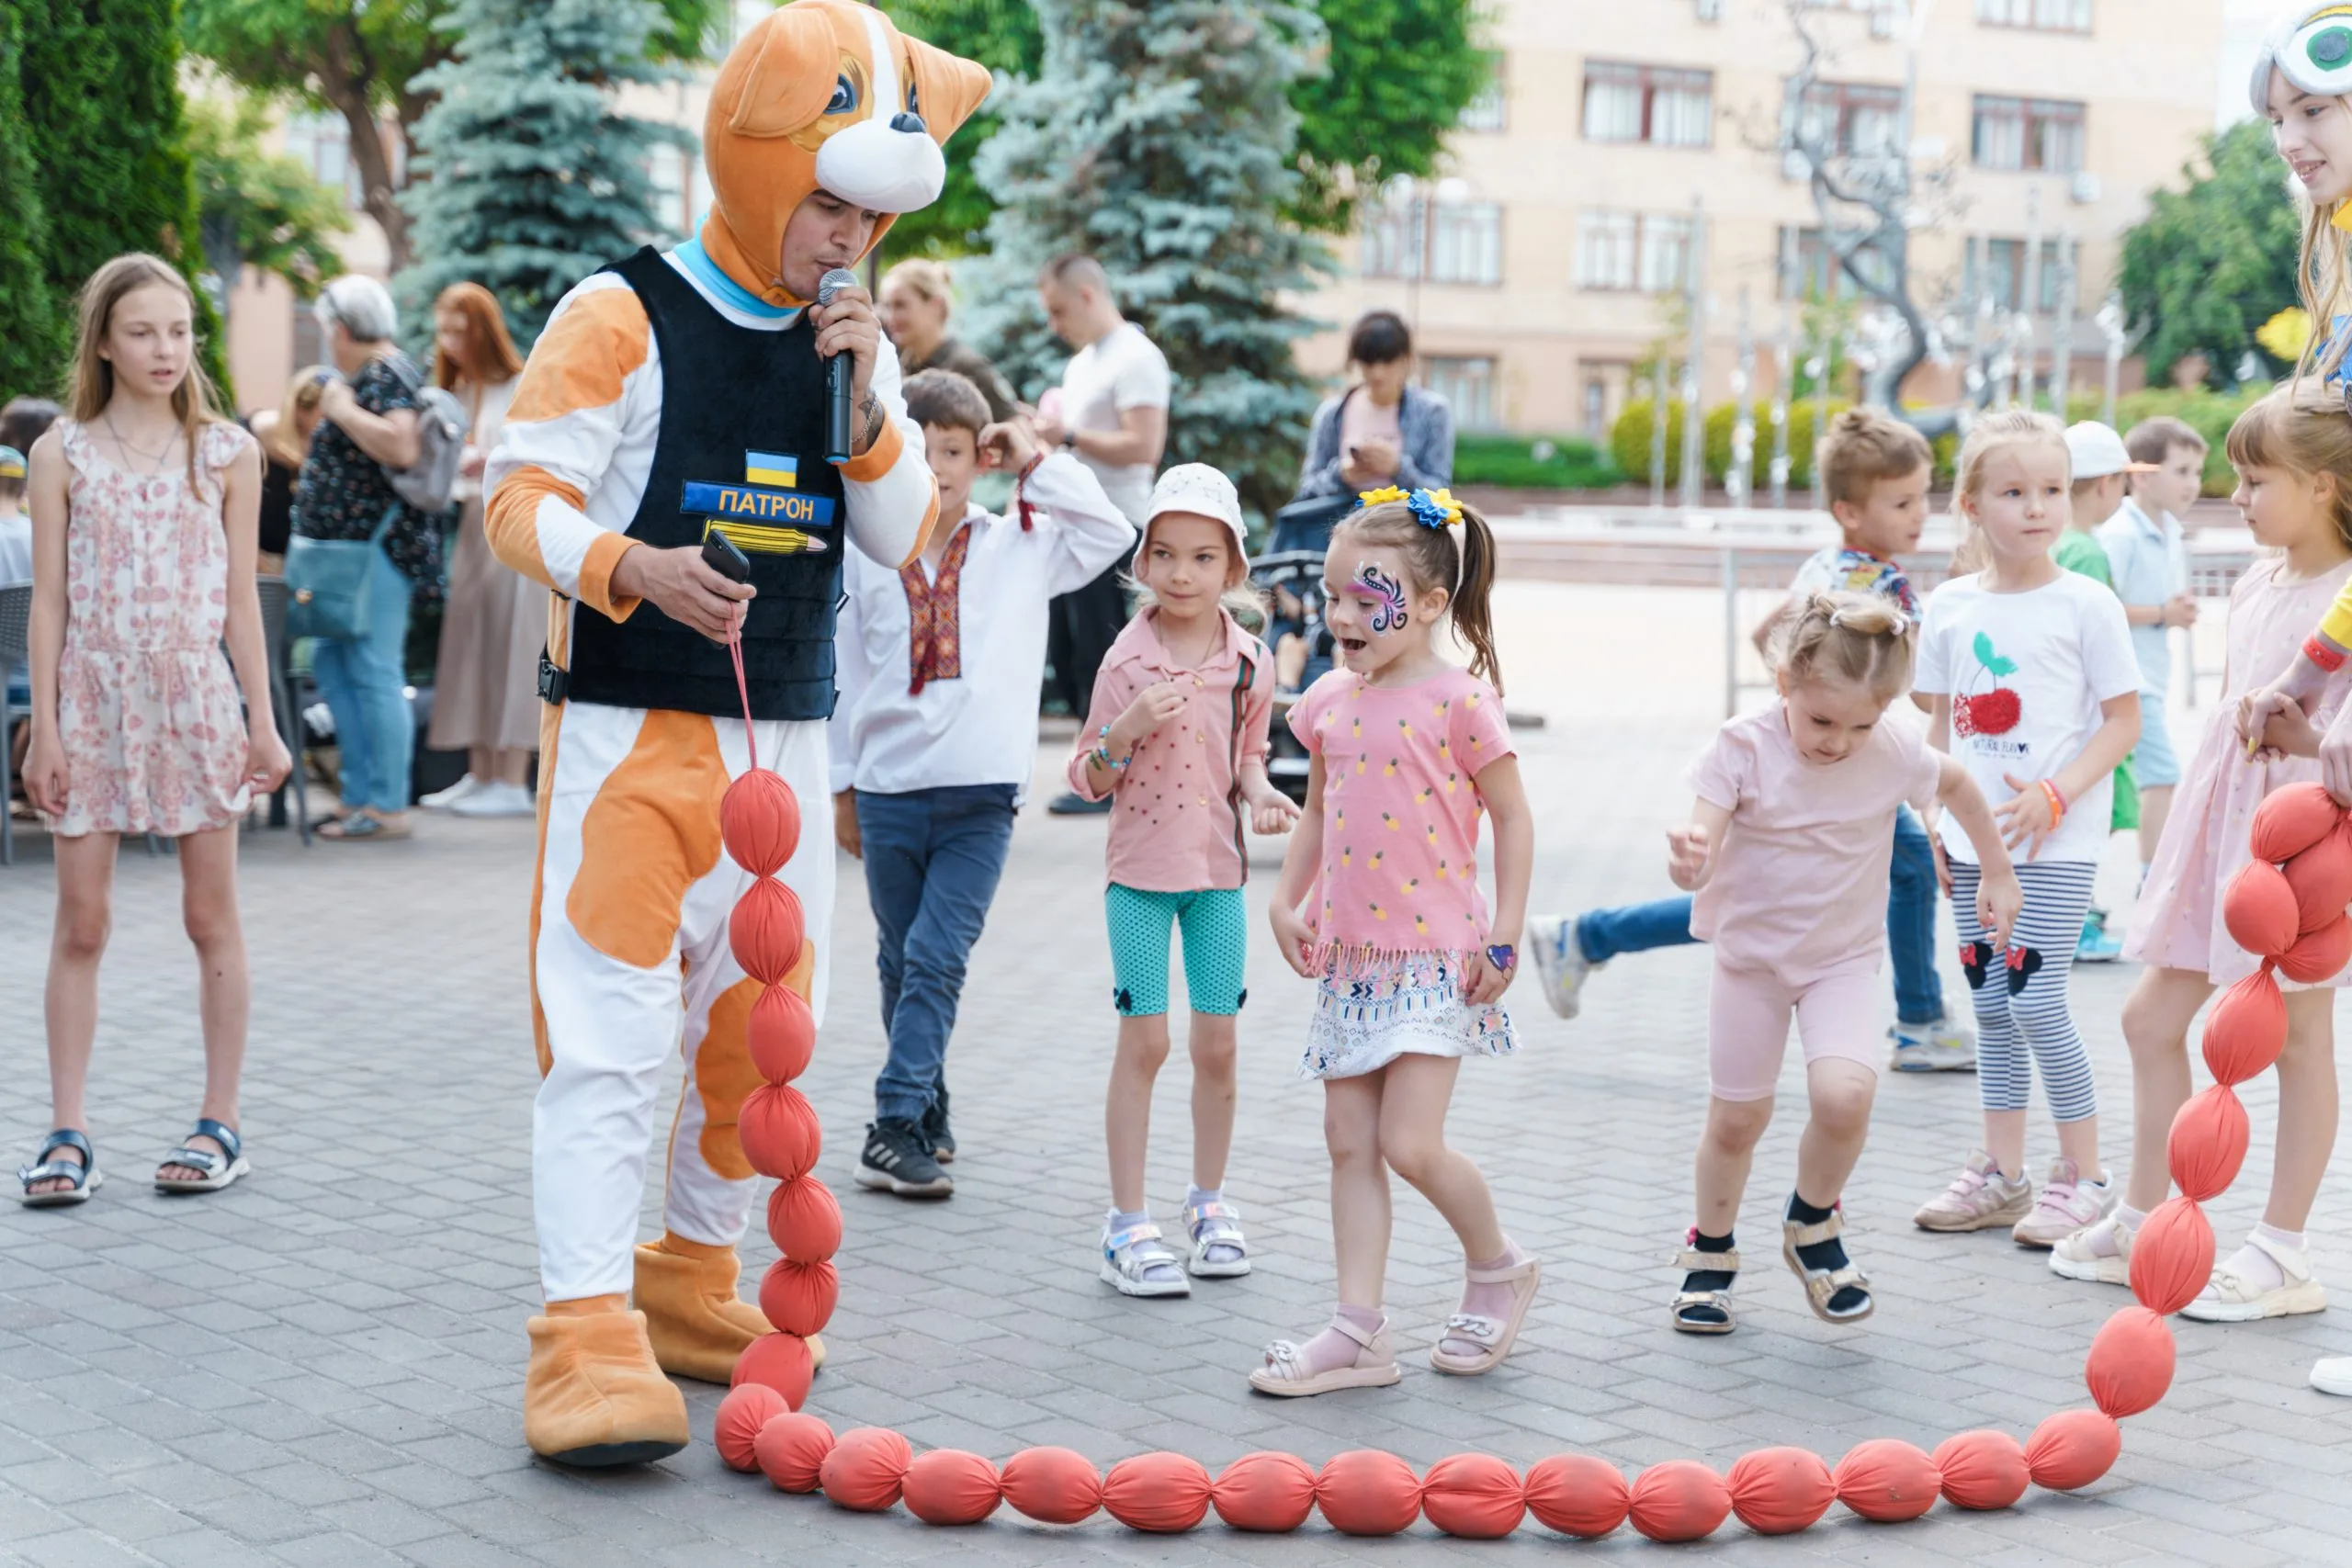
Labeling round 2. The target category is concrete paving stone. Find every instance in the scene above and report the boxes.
[5,585,2350,1565]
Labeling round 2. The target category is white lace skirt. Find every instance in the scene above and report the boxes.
[1298,951,1518,1080]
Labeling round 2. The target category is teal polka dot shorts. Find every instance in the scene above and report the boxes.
[1105,884,1249,1017]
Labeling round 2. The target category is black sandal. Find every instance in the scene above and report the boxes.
[155,1119,249,1193]
[18,1129,102,1208]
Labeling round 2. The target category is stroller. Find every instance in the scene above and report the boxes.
[1251,492,1351,804]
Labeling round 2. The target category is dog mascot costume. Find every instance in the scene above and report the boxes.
[484,2,987,1464]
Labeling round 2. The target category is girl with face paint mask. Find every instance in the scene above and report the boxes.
[1248,486,1537,1396]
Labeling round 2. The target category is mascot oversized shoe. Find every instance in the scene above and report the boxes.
[634,1233,827,1382]
[523,1297,690,1466]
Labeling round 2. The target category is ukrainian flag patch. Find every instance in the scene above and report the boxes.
[744,450,798,488]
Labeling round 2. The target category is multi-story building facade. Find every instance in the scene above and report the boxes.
[1299,0,2228,438]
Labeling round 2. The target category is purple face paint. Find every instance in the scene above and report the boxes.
[1352,562,1408,635]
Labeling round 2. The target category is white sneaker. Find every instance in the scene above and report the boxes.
[420,773,483,810]
[2312,1358,2352,1396]
[1888,1015,1975,1072]
[2012,1159,2117,1249]
[2049,1209,2134,1285]
[1529,913,1596,1021]
[450,780,536,818]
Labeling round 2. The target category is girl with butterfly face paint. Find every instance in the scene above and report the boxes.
[1250,491,1543,1396]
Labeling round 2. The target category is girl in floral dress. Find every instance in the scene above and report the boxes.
[16,254,290,1206]
[1248,487,1536,1397]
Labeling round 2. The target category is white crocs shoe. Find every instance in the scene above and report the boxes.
[1100,1219,1191,1298]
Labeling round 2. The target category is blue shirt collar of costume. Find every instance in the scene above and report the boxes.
[674,225,802,323]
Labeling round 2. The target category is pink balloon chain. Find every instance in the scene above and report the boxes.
[705,784,2339,1537]
[719,619,831,1412]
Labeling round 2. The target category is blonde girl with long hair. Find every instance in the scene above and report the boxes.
[2058,389,2352,1319]
[1911,412,2142,1247]
[17,253,290,1205]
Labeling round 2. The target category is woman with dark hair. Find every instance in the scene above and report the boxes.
[1293,310,1455,505]
[420,282,537,817]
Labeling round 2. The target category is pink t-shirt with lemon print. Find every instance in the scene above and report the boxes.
[1289,666,1514,960]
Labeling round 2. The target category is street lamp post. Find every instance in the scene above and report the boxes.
[1678,199,1709,512]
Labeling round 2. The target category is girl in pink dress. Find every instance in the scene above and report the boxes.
[16,254,290,1206]
[2053,386,2352,1319]
[1248,488,1536,1397]
[1664,596,2018,1336]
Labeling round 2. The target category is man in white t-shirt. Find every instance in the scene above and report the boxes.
[1032,254,1166,814]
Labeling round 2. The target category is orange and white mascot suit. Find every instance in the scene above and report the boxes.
[483,2,988,1466]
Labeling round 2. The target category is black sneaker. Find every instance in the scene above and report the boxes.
[855,1119,953,1198]
[922,1084,955,1164]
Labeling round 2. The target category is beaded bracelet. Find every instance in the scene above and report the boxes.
[2038,778,2066,829]
[1091,725,1131,773]
[2305,635,2348,674]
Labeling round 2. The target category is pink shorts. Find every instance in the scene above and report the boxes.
[1709,958,1883,1102]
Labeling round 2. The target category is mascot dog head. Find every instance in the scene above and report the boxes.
[704,0,990,308]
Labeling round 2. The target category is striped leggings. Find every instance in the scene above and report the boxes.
[1947,859,2099,1122]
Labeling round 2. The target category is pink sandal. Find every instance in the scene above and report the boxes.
[1430,1253,1541,1375]
[1249,1312,1401,1397]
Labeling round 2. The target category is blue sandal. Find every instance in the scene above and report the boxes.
[18,1129,102,1207]
[155,1119,249,1193]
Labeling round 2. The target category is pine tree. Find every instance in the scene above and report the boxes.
[0,5,65,402]
[961,0,1334,522]
[395,0,695,352]
[13,0,226,396]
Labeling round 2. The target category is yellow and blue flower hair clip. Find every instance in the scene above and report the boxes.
[1354,484,1408,509]
[1406,487,1464,529]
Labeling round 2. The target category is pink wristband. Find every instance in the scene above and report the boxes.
[2306,636,2347,674]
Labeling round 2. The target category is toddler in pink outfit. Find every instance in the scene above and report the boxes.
[1666,593,2018,1338]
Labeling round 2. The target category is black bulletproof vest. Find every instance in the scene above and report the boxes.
[560,247,846,722]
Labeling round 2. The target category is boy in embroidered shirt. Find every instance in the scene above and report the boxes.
[2060,421,2151,962]
[2098,415,2205,880]
[831,368,1134,1198]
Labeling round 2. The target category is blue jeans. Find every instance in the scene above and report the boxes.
[1576,806,1946,1027]
[311,543,415,812]
[859,784,1017,1124]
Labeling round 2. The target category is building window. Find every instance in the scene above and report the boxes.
[281,112,362,209]
[1966,238,2068,311]
[1576,211,1693,293]
[1791,80,1904,159]
[1460,55,1507,132]
[1779,226,1893,300]
[1426,357,1498,432]
[1583,62,1713,148]
[1975,0,2091,31]
[1972,94,2085,172]
[647,145,690,238]
[1430,203,1502,286]
[1363,199,1501,285]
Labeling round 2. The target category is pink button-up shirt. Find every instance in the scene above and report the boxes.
[1068,607,1274,892]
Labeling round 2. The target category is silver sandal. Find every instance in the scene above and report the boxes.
[154,1119,250,1194]
[1183,1198,1251,1278]
[1100,1220,1191,1298]
[18,1129,102,1208]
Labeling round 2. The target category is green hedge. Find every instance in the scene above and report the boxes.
[1452,432,1621,491]
[1612,399,1852,491]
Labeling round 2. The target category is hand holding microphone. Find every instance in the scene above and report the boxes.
[813,267,882,464]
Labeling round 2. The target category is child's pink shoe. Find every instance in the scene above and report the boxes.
[1249,1312,1399,1397]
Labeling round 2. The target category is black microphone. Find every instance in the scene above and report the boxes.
[818,266,859,466]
